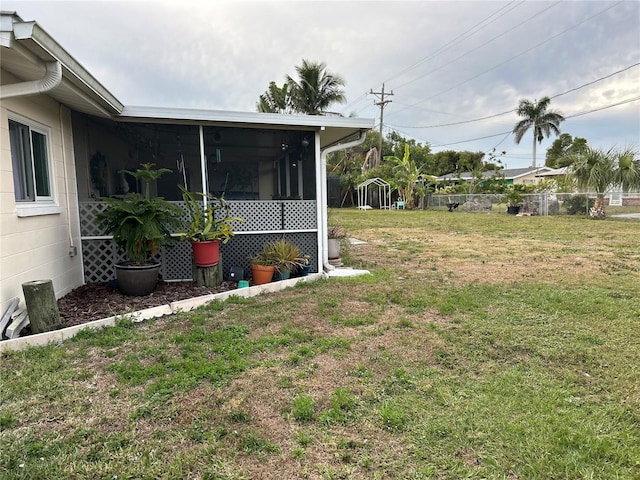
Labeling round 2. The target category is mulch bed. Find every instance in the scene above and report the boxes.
[57,281,237,328]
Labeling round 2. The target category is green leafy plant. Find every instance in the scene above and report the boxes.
[178,185,242,243]
[502,185,525,207]
[253,239,305,272]
[97,163,184,265]
[250,251,275,267]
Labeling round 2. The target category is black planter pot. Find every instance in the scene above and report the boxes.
[273,268,291,282]
[297,265,311,277]
[506,205,521,215]
[115,262,161,296]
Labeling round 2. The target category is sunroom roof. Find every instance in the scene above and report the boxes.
[118,106,374,149]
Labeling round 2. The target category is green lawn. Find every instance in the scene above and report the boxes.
[1,209,639,479]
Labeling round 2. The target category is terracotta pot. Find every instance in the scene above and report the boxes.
[251,264,275,285]
[190,240,220,267]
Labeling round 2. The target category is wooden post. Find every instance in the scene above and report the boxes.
[194,254,223,288]
[22,280,62,334]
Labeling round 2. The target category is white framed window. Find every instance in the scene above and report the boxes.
[8,116,54,203]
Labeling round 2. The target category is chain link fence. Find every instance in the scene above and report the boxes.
[424,193,640,216]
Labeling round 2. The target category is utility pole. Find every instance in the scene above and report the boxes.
[370,84,393,164]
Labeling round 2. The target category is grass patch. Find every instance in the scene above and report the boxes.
[1,210,639,479]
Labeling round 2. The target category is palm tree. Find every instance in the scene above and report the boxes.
[513,97,565,168]
[286,60,346,115]
[256,81,291,114]
[386,144,425,208]
[569,146,640,219]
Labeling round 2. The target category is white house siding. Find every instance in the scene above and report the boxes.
[0,79,84,315]
[513,172,538,184]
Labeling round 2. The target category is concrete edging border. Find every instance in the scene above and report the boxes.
[0,273,324,353]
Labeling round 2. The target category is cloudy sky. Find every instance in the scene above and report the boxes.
[5,0,640,168]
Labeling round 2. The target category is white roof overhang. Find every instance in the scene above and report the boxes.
[1,12,373,143]
[1,12,123,117]
[118,106,374,149]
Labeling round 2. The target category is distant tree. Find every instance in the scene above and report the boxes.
[545,134,588,168]
[483,148,506,172]
[513,97,565,168]
[257,60,346,115]
[256,81,291,113]
[387,131,432,173]
[569,146,640,219]
[286,60,346,115]
[326,131,384,207]
[430,150,486,176]
[328,130,381,175]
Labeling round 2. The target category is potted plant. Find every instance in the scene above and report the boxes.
[294,255,311,277]
[327,223,347,260]
[250,239,305,284]
[96,163,184,296]
[503,185,524,215]
[178,186,242,267]
[250,250,276,286]
[265,239,305,281]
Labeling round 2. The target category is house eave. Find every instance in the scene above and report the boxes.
[117,105,374,149]
[1,12,123,117]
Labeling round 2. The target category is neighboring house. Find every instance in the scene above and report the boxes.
[535,167,640,206]
[436,167,553,186]
[0,12,374,315]
[535,166,569,179]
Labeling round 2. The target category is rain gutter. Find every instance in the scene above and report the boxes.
[318,130,367,273]
[0,58,61,99]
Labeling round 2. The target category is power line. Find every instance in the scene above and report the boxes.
[430,95,640,148]
[386,1,624,120]
[385,62,640,129]
[550,62,640,100]
[383,1,524,86]
[432,131,513,148]
[387,109,515,129]
[564,95,640,119]
[390,1,561,92]
[341,1,524,114]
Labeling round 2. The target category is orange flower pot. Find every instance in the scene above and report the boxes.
[251,264,275,285]
[190,240,220,267]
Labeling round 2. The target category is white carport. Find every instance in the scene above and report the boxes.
[357,178,391,210]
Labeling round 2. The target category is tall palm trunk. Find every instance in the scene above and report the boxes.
[532,134,537,168]
[590,194,606,219]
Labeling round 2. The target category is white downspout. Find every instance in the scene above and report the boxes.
[59,105,77,257]
[198,125,208,207]
[0,60,62,99]
[319,130,367,273]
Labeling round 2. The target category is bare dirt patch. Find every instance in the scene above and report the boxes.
[56,280,236,327]
[350,228,611,286]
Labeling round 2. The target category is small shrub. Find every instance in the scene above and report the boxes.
[563,194,592,215]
